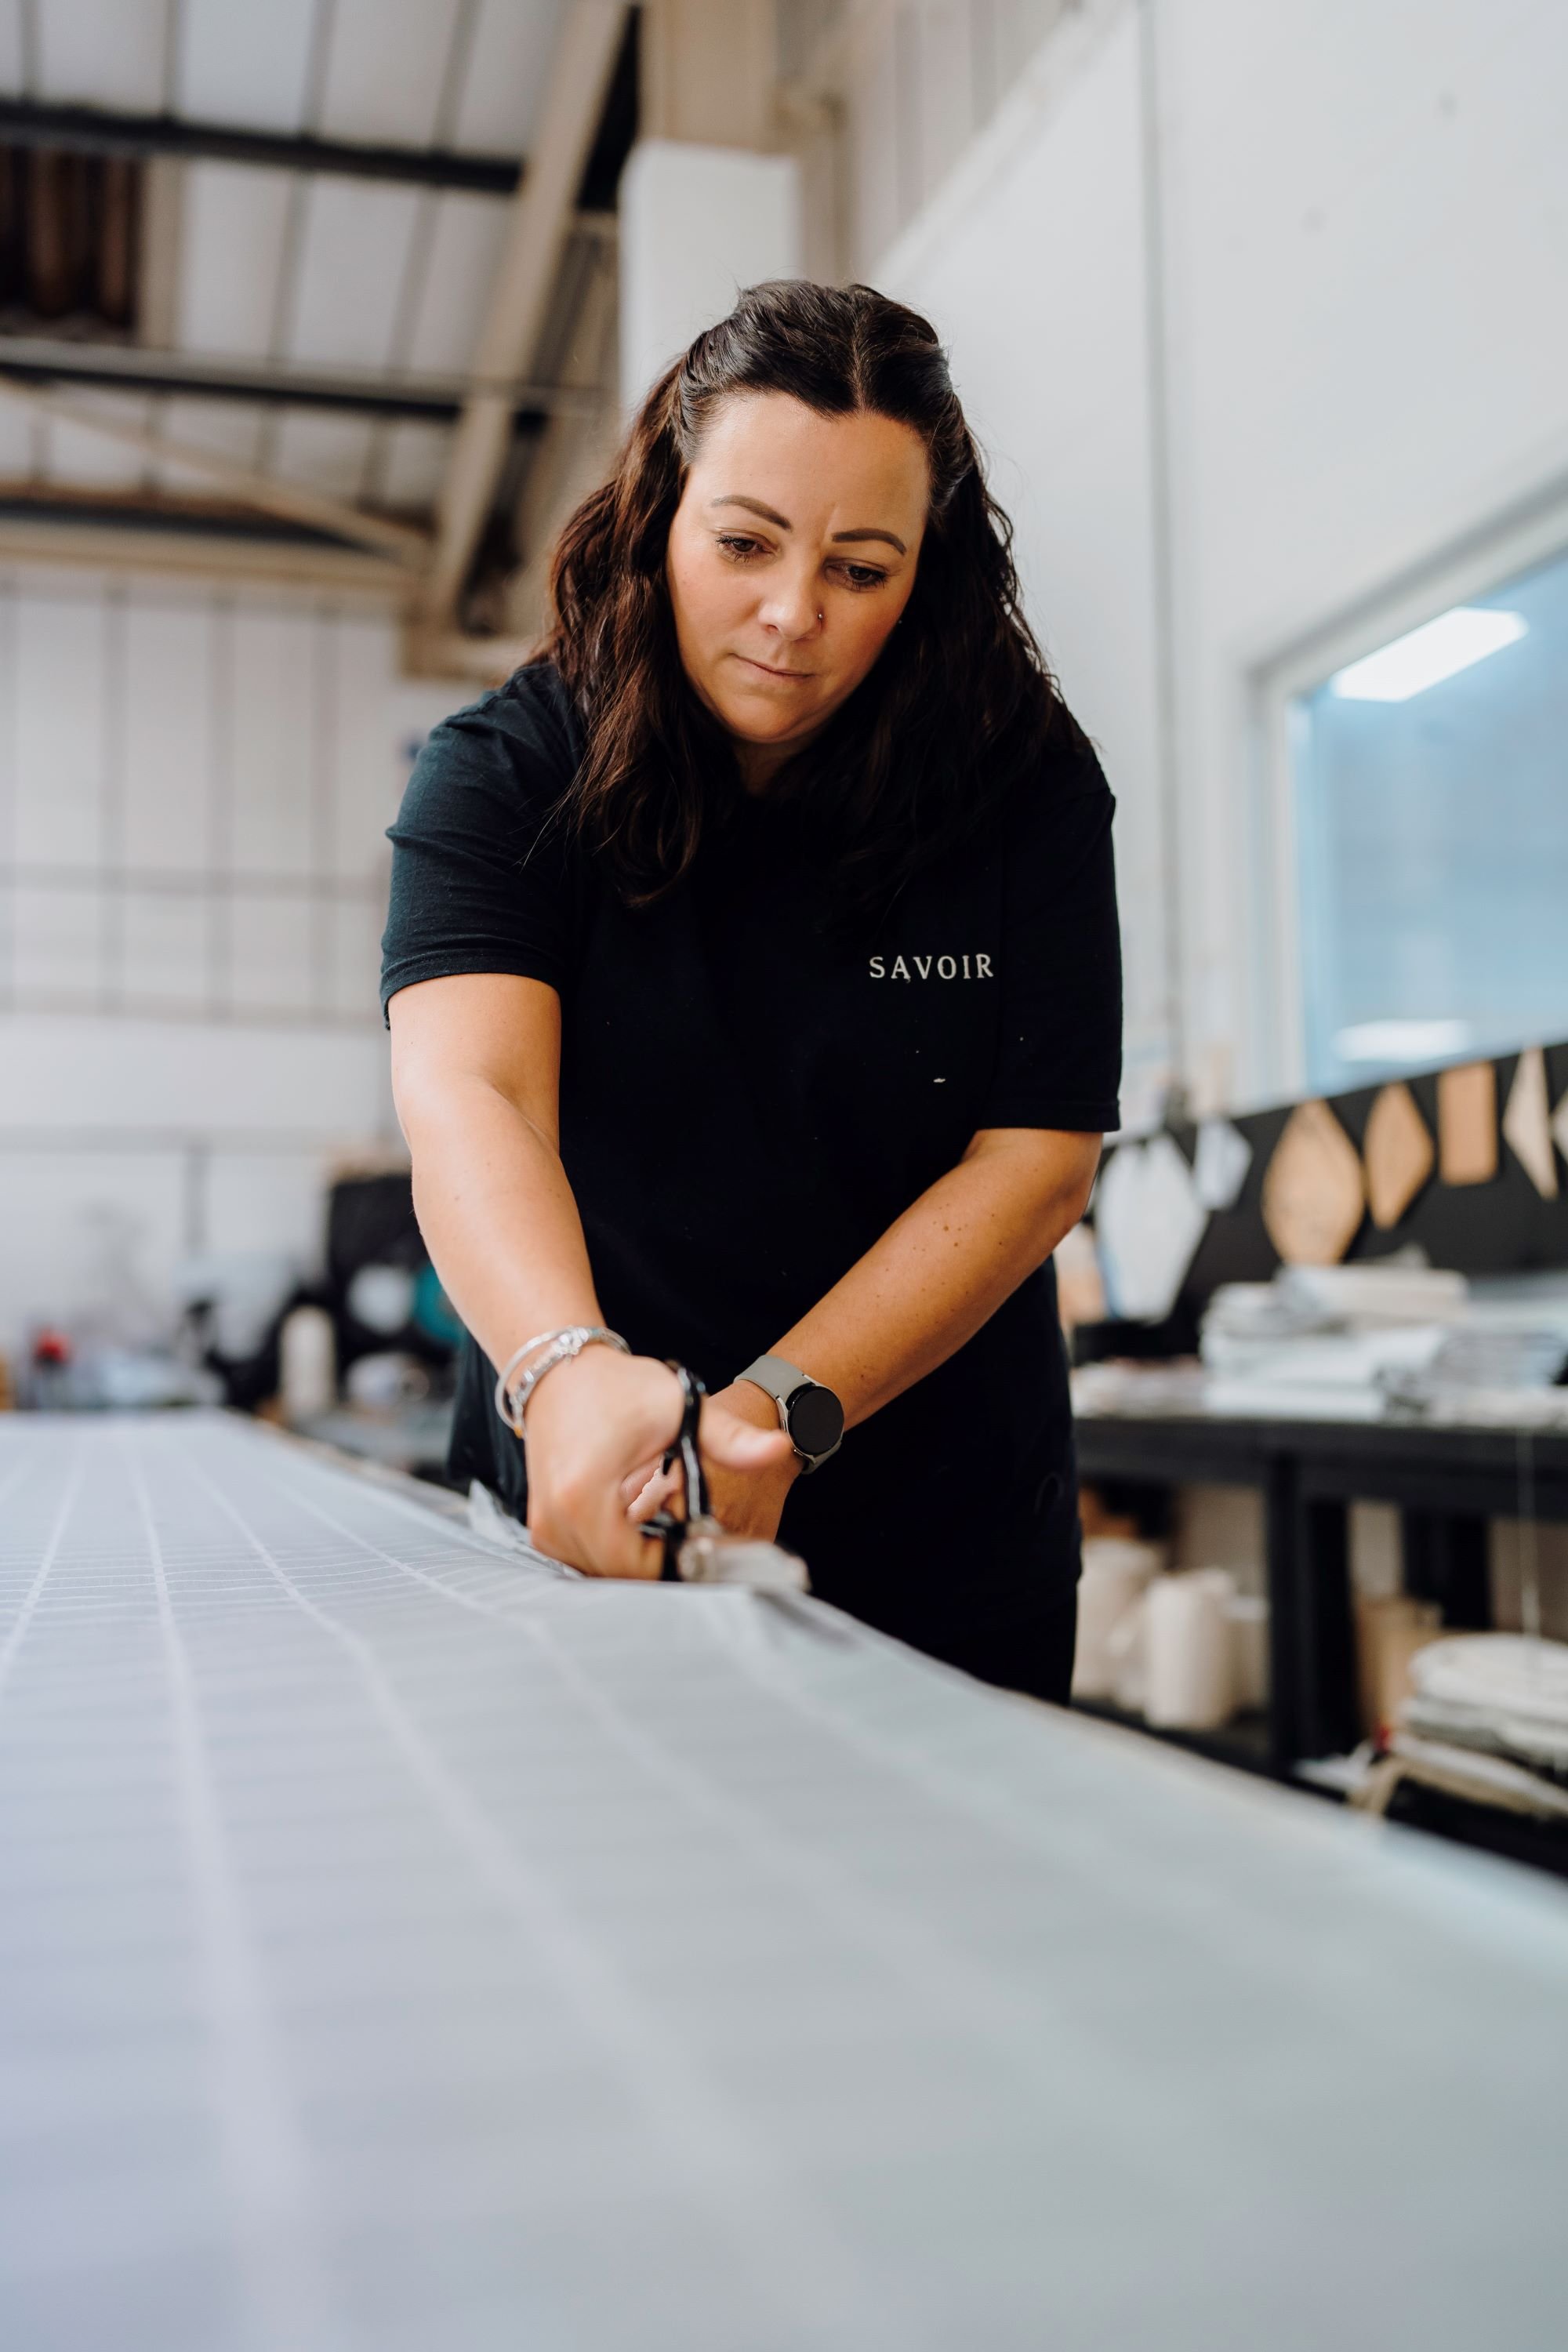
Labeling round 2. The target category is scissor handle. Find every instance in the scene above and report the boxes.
[642,1361,708,1580]
[665,1362,710,1519]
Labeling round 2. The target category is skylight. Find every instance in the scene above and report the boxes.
[1334,1020,1473,1065]
[1330,608,1527,702]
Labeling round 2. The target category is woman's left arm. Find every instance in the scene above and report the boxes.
[636,1125,1101,1539]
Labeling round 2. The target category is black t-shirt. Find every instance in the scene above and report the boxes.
[382,662,1121,1649]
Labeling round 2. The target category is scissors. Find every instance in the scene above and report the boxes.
[637,1363,809,1592]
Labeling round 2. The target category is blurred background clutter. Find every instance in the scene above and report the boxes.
[0,0,1566,1862]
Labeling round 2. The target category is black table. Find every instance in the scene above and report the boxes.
[1074,1406,1568,1769]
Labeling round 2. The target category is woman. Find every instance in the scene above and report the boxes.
[383,281,1120,1703]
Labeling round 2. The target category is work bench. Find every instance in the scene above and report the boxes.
[1076,1404,1568,1769]
[1,1414,1566,2350]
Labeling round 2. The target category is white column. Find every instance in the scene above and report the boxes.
[618,140,803,413]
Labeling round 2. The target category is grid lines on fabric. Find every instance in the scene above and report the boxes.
[2,1414,1568,2352]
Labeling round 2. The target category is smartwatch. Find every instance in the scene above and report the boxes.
[735,1353,845,1474]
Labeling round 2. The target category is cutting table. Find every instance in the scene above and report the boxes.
[2,1414,1565,2350]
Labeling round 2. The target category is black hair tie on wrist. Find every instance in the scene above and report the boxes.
[640,1362,707,1581]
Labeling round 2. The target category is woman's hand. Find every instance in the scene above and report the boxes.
[625,1378,802,1543]
[522,1348,791,1576]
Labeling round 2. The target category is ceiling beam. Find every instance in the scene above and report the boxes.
[0,97,521,194]
[641,1,776,147]
[0,510,407,600]
[0,337,596,426]
[506,237,621,640]
[405,626,539,684]
[0,373,429,564]
[418,1,630,633]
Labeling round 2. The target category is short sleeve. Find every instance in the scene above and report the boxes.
[978,733,1123,1134]
[379,667,580,1018]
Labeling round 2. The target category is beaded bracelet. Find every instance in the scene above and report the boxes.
[493,1325,630,1439]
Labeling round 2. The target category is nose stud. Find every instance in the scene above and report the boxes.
[817,609,824,623]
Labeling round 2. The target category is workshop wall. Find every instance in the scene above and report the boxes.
[868,0,1568,1119]
[0,568,458,1358]
[1111,1042,1568,1329]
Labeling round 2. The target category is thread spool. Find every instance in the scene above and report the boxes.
[1144,1570,1237,1730]
[279,1305,336,1423]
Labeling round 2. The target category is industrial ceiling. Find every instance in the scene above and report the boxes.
[0,0,637,666]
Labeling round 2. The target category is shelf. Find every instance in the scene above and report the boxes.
[1073,1697,1277,1778]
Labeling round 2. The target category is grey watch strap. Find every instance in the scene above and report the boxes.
[739,1354,808,1413]
[735,1353,844,1472]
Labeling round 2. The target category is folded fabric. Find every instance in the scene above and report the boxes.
[1403,1634,1568,1778]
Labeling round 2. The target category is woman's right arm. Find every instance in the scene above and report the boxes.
[387,971,787,1573]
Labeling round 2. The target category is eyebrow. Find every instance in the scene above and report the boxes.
[832,526,907,554]
[709,495,907,557]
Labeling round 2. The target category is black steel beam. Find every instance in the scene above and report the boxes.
[0,347,568,428]
[0,98,521,195]
[0,351,463,423]
[0,491,365,550]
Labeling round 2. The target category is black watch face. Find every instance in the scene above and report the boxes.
[786,1384,844,1458]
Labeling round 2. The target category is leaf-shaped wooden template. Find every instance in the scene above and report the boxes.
[1261,1100,1366,1265]
[1363,1082,1435,1229]
[1437,1062,1497,1185]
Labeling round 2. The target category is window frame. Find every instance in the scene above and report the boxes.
[1247,487,1568,1103]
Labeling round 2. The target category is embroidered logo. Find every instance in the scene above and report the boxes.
[868,953,994,981]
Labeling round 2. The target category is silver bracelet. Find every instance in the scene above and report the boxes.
[493,1325,629,1438]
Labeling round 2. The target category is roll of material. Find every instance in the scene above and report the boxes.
[1144,1570,1236,1730]
[279,1305,336,1423]
[1072,1537,1163,1702]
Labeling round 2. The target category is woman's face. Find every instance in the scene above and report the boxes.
[666,391,929,766]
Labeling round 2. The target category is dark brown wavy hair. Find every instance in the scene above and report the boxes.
[540,278,1065,923]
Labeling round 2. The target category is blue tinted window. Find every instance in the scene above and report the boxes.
[1294,544,1568,1093]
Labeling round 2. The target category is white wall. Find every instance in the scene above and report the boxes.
[871,0,1568,1115]
[833,0,1073,270]
[0,571,459,1360]
[874,2,1169,1122]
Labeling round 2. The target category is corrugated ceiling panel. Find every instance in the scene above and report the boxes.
[379,419,451,510]
[284,180,422,370]
[402,191,510,374]
[39,392,153,489]
[318,0,464,148]
[176,0,319,131]
[36,0,169,111]
[453,0,568,154]
[152,397,267,492]
[270,408,376,496]
[176,163,295,358]
[0,0,25,93]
